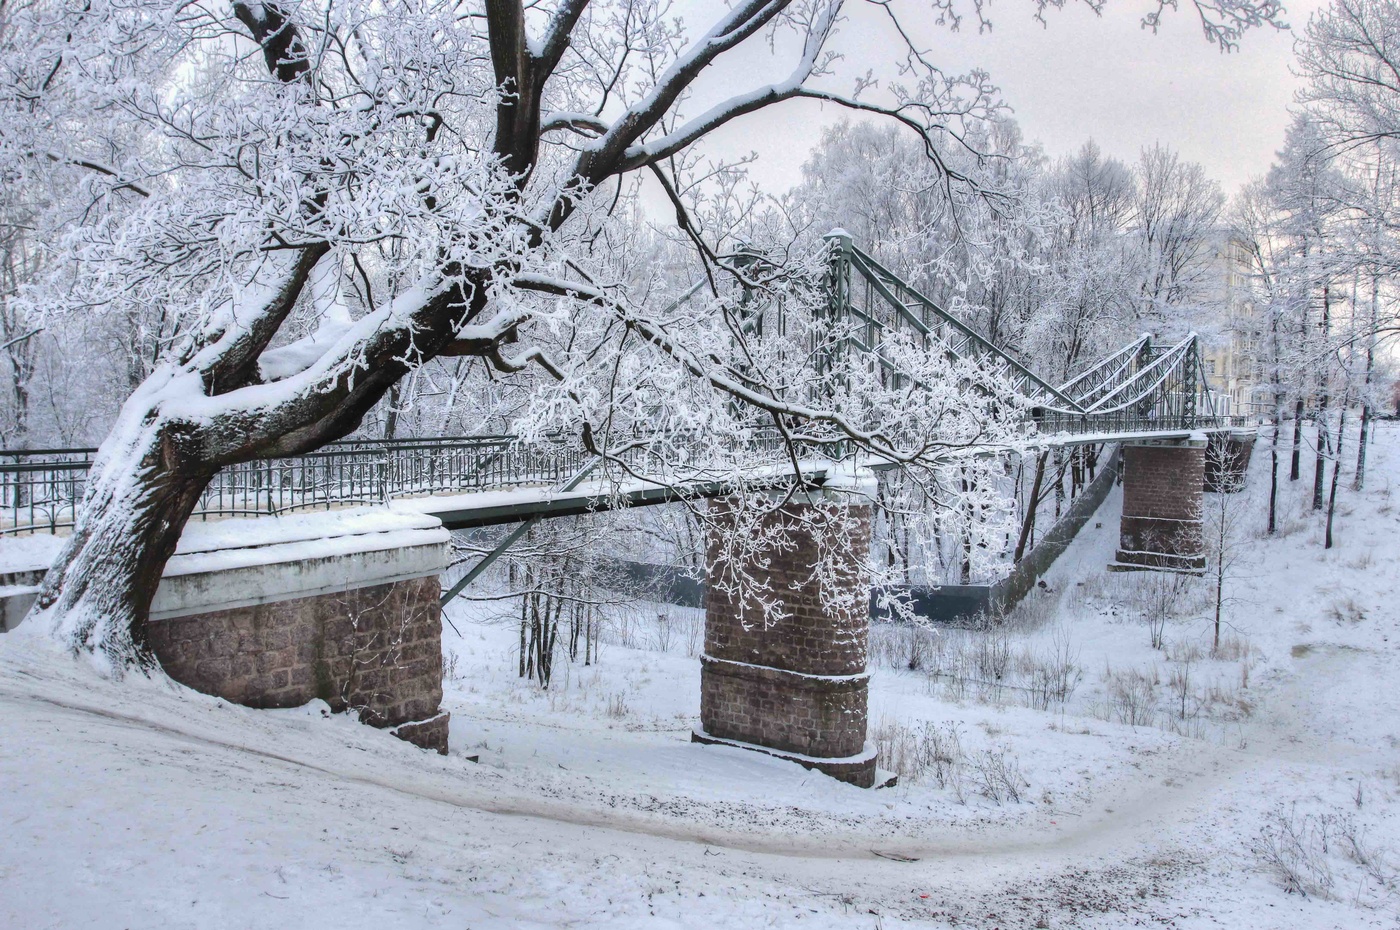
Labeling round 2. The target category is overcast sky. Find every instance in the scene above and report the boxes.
[679,0,1327,201]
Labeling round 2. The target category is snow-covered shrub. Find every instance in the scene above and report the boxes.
[1104,667,1160,727]
[1018,626,1083,711]
[1255,805,1340,899]
[970,748,1028,804]
[1128,570,1199,650]
[871,719,975,802]
[1326,595,1366,625]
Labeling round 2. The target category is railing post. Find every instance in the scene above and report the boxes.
[823,227,853,328]
[731,241,764,334]
[1182,338,1199,427]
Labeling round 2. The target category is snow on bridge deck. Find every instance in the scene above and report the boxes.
[386,425,1248,531]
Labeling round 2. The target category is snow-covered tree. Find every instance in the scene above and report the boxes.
[1295,0,1400,487]
[1132,143,1226,331]
[0,0,1286,669]
[1299,0,1400,156]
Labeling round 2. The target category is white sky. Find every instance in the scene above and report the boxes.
[675,0,1328,201]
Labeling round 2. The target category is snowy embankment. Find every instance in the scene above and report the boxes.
[3,423,1400,928]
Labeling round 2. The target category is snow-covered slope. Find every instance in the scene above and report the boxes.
[3,424,1399,928]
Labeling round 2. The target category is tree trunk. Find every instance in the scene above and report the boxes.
[959,470,974,585]
[1312,396,1328,512]
[1013,451,1047,563]
[1325,404,1347,550]
[1213,557,1223,653]
[584,608,592,667]
[30,412,215,670]
[383,382,402,441]
[1313,284,1332,510]
[1355,402,1370,492]
[1355,265,1378,490]
[1268,422,1279,535]
[1291,399,1303,481]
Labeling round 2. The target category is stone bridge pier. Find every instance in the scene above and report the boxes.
[1111,437,1207,573]
[694,471,881,788]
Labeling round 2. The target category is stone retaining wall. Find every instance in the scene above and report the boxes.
[2,508,452,753]
[145,574,448,752]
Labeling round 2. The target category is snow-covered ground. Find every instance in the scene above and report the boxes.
[4,423,1400,928]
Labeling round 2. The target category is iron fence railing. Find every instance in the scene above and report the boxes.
[0,410,1250,537]
[0,435,591,537]
[1031,411,1247,436]
[0,458,92,536]
[0,431,810,536]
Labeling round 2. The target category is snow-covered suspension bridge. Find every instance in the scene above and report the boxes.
[0,234,1255,783]
[0,233,1244,538]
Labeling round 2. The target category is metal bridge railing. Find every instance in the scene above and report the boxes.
[0,457,93,536]
[0,409,1249,538]
[0,431,809,537]
[0,435,591,537]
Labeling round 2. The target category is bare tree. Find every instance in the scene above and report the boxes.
[1132,143,1226,331]
[1203,437,1251,652]
[1300,0,1400,157]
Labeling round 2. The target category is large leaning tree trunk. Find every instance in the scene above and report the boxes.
[34,245,496,667]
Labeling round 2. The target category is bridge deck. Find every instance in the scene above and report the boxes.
[389,426,1249,531]
[0,425,1253,537]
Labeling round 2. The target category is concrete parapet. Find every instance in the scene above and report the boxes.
[3,508,452,753]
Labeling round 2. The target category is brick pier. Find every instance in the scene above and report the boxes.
[1110,438,1207,573]
[695,472,880,787]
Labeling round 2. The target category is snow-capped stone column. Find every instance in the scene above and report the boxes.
[1111,437,1207,573]
[694,467,880,788]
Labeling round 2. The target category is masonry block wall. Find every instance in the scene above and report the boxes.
[122,509,452,753]
[1112,440,1207,572]
[145,575,449,752]
[696,481,878,787]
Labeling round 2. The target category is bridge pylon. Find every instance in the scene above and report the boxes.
[1109,437,1208,574]
[693,468,883,787]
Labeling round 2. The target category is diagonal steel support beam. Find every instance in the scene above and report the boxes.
[439,457,603,608]
[847,247,1085,412]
